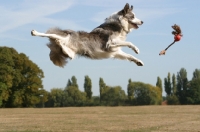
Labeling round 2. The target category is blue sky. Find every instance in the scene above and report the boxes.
[0,0,200,96]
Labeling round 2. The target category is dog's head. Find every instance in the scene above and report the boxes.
[119,3,143,32]
[106,3,143,33]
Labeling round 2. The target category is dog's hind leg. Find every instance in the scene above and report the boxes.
[107,39,140,54]
[55,39,76,59]
[31,30,75,59]
[114,50,144,66]
[31,30,64,40]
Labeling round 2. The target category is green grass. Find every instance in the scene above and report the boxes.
[0,106,200,132]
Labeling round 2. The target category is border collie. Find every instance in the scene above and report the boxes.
[31,3,144,67]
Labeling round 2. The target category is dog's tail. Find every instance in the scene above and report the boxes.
[47,40,68,67]
[49,51,67,67]
[46,27,72,36]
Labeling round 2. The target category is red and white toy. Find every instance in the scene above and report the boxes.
[159,24,182,55]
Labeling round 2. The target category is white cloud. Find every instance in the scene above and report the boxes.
[0,0,74,33]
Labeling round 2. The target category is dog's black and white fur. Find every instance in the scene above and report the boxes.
[31,3,144,67]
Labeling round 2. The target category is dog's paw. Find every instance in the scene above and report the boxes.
[136,60,144,66]
[133,46,140,54]
[128,43,140,54]
[31,30,37,36]
[129,46,139,54]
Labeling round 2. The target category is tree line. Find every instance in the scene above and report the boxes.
[158,68,200,105]
[43,76,162,107]
[1,47,200,107]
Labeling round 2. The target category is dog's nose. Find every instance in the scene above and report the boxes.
[141,21,144,24]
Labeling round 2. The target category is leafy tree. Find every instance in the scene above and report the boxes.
[187,69,200,104]
[91,96,100,106]
[63,76,87,106]
[176,68,188,104]
[65,86,86,106]
[101,86,126,106]
[164,72,172,96]
[186,78,200,104]
[71,76,78,88]
[37,88,49,107]
[166,95,179,105]
[127,79,135,104]
[156,76,163,93]
[0,82,9,107]
[0,47,44,107]
[84,75,92,99]
[165,73,179,105]
[172,74,177,95]
[47,88,65,107]
[128,82,162,105]
[151,85,162,105]
[192,69,200,80]
[99,86,110,105]
[99,77,106,104]
[0,47,17,107]
[66,79,72,87]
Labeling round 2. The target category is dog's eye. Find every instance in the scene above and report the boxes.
[126,15,134,20]
[128,14,134,19]
[130,16,134,19]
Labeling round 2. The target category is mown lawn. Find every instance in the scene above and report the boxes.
[0,106,200,132]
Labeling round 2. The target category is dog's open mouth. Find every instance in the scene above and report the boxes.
[130,22,139,29]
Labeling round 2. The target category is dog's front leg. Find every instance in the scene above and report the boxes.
[114,50,144,66]
[109,39,139,54]
[31,30,63,40]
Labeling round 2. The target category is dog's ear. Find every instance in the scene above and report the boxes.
[131,5,133,10]
[118,3,130,16]
[122,3,130,16]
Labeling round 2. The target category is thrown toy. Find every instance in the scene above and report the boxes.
[159,24,183,55]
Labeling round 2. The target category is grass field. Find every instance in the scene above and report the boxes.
[0,106,200,132]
